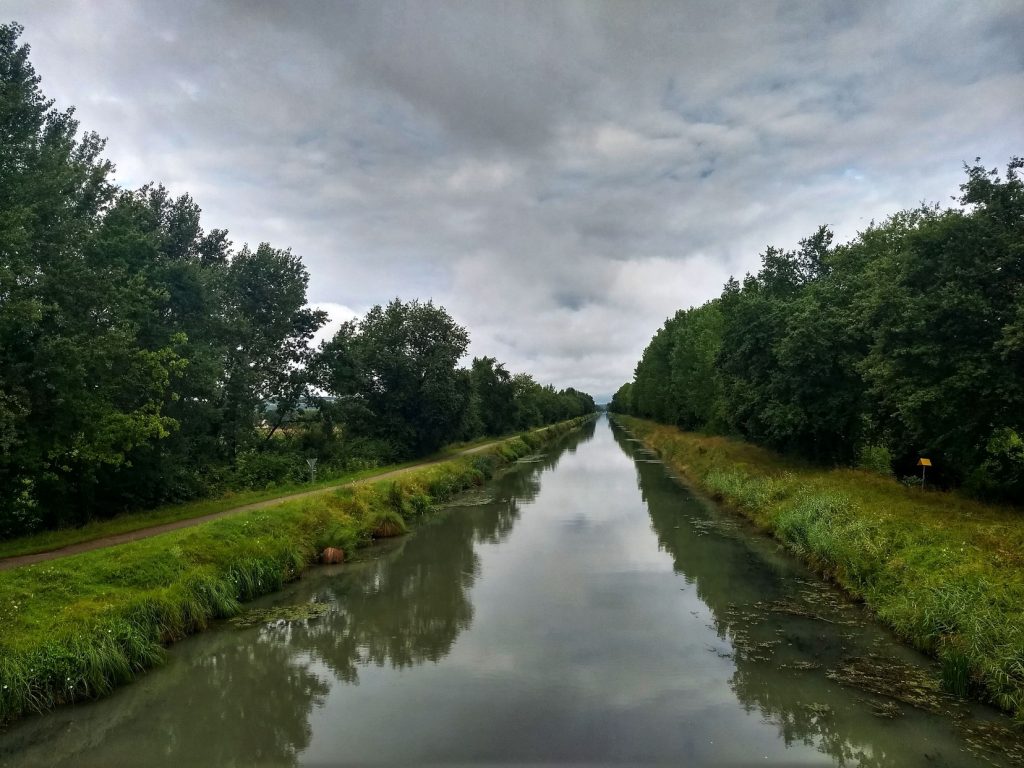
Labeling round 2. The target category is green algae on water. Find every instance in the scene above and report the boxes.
[229,602,331,629]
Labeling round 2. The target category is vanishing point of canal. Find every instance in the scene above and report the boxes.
[1,416,1020,767]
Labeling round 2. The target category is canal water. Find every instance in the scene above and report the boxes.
[1,416,1020,767]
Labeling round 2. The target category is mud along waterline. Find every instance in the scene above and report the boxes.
[1,416,1019,767]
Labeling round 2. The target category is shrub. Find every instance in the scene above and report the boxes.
[964,428,1024,502]
[368,508,407,539]
[856,443,894,477]
[233,450,305,489]
[386,482,409,517]
[408,492,434,517]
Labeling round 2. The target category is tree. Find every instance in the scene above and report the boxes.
[319,299,470,457]
[668,301,724,431]
[619,157,1024,501]
[84,184,232,506]
[220,243,327,457]
[0,23,182,530]
[609,382,634,414]
[469,356,516,436]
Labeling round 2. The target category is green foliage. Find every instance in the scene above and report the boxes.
[615,158,1024,500]
[316,300,595,460]
[233,450,306,490]
[609,382,633,414]
[317,299,472,457]
[857,443,894,477]
[0,24,328,534]
[470,453,501,480]
[623,417,1024,717]
[963,428,1024,500]
[0,27,595,539]
[468,356,516,435]
[0,417,591,724]
[368,508,408,539]
[0,24,182,532]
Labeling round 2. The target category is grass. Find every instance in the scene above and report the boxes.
[616,416,1024,720]
[0,416,593,725]
[0,438,523,561]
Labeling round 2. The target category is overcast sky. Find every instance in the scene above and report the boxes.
[7,1,1023,399]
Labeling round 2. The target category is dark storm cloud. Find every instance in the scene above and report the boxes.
[7,0,1023,399]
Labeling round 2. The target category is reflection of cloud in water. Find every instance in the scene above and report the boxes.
[609,418,1021,768]
[0,426,595,768]
[5,417,1016,767]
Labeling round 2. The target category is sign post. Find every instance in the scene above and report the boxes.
[917,458,931,489]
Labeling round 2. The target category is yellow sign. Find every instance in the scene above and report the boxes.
[917,458,932,467]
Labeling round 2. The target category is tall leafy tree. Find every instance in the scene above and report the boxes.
[221,244,327,458]
[0,22,595,535]
[469,356,516,436]
[319,299,470,456]
[0,23,181,529]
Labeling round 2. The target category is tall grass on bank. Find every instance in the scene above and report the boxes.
[0,416,592,725]
[617,416,1024,719]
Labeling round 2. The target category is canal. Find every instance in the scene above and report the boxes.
[0,415,1018,766]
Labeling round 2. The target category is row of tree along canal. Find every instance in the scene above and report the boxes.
[0,22,595,539]
[613,156,1024,502]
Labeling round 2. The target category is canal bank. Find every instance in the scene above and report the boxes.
[1,415,1020,766]
[615,415,1024,724]
[0,416,595,726]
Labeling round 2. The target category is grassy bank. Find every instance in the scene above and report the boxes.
[616,416,1024,720]
[0,436,530,562]
[0,416,592,725]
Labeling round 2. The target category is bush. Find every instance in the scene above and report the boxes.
[233,450,305,489]
[471,453,501,480]
[856,443,894,477]
[368,508,407,538]
[386,482,409,517]
[408,492,433,517]
[0,479,42,538]
[963,428,1024,502]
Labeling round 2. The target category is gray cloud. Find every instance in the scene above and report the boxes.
[8,0,1023,399]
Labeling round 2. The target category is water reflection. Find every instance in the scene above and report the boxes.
[3,416,1017,767]
[0,424,594,768]
[0,628,329,767]
[609,419,1017,768]
[290,420,594,681]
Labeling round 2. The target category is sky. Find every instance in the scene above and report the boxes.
[7,1,1023,400]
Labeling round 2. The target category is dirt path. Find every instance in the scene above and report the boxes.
[0,442,500,572]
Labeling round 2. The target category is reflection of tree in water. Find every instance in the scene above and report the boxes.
[474,423,594,544]
[287,422,599,684]
[3,423,600,768]
[157,633,328,767]
[4,629,330,768]
[610,422,900,768]
[289,527,478,681]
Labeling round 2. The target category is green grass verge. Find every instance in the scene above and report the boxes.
[0,435,532,561]
[616,416,1024,719]
[0,416,592,725]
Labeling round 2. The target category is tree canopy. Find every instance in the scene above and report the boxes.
[613,158,1024,502]
[0,24,595,536]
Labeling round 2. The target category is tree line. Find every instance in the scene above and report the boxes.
[612,156,1024,502]
[0,23,594,536]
